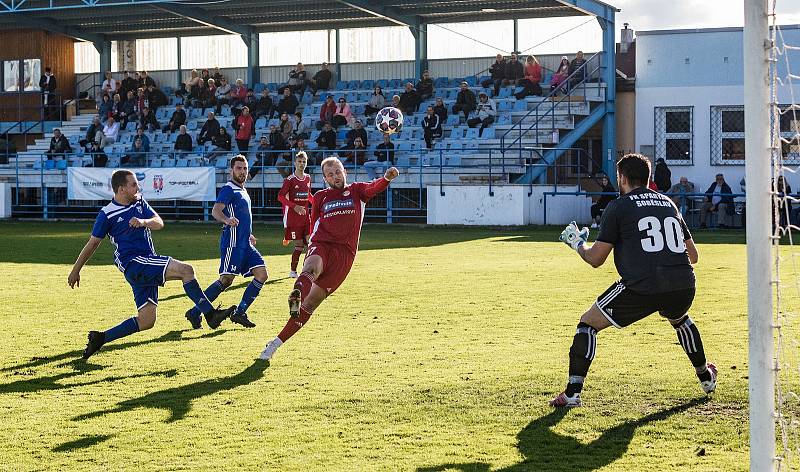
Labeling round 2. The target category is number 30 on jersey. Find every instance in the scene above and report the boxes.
[638,216,686,253]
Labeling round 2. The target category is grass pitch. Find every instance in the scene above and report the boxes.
[0,221,751,471]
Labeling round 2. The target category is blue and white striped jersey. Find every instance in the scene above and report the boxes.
[216,181,253,248]
[91,197,158,272]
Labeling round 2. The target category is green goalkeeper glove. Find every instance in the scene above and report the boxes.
[559,221,590,251]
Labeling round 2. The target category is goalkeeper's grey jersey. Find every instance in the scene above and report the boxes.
[596,187,695,293]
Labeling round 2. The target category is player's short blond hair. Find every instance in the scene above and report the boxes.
[295,150,308,161]
[320,155,343,172]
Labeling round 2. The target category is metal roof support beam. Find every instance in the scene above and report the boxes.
[94,39,112,87]
[246,31,259,86]
[153,3,252,40]
[411,21,427,80]
[335,28,341,82]
[555,0,617,21]
[334,0,416,27]
[597,11,616,181]
[12,12,105,43]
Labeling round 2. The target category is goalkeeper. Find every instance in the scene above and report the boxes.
[550,153,716,408]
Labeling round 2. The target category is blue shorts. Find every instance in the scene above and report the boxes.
[124,255,171,311]
[219,244,265,276]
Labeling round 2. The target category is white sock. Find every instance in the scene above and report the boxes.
[271,337,283,348]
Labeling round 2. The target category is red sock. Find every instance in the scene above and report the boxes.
[294,271,314,299]
[291,245,304,271]
[277,306,313,342]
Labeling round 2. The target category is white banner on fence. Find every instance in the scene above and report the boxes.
[67,167,216,201]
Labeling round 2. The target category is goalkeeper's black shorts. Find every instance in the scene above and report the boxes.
[595,282,695,328]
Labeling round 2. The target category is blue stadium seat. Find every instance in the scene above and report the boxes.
[150,159,162,168]
[395,153,410,167]
[448,141,463,153]
[376,79,388,88]
[464,77,477,86]
[267,82,279,92]
[362,80,374,90]
[465,128,480,139]
[496,114,512,125]
[254,83,266,94]
[482,127,496,139]
[176,158,189,167]
[255,117,267,129]
[446,154,462,166]
[434,77,449,87]
[335,81,348,90]
[215,157,227,169]
[56,159,68,170]
[336,129,348,140]
[388,79,401,88]
[513,100,528,112]
[309,130,321,142]
[399,129,413,140]
[498,87,513,98]
[446,115,461,126]
[446,89,459,101]
[449,126,466,139]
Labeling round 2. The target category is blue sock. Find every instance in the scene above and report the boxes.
[187,280,225,321]
[237,279,264,314]
[103,317,140,343]
[184,279,214,315]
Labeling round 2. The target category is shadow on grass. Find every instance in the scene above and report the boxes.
[1,329,228,374]
[73,359,269,423]
[52,434,116,453]
[418,397,709,472]
[157,277,289,303]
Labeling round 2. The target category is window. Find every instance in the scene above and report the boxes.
[1,58,42,93]
[711,106,745,164]
[23,58,41,91]
[3,61,18,92]
[654,106,693,165]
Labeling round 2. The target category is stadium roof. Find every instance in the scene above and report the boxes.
[0,0,618,42]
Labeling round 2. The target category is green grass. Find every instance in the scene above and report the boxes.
[0,221,752,471]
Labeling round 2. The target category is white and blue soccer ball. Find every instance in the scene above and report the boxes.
[375,106,403,135]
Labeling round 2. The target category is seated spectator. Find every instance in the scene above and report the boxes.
[139,71,156,89]
[346,119,368,148]
[46,128,72,160]
[208,127,232,163]
[317,95,336,130]
[310,62,332,95]
[98,93,112,121]
[80,116,103,149]
[287,63,308,95]
[123,137,147,167]
[214,78,232,114]
[550,56,570,94]
[118,90,137,129]
[590,175,617,228]
[191,78,212,111]
[365,86,386,116]
[467,92,496,137]
[482,54,506,96]
[331,97,353,128]
[365,133,394,179]
[206,78,217,105]
[250,136,274,178]
[422,106,442,150]
[568,51,587,90]
[198,111,220,145]
[162,103,186,133]
[146,84,168,112]
[391,94,401,110]
[234,106,254,151]
[292,111,309,141]
[777,175,793,229]
[399,82,420,116]
[254,89,274,120]
[278,112,293,142]
[174,82,189,100]
[230,79,248,111]
[200,68,211,84]
[340,137,366,166]
[87,141,108,168]
[416,70,434,101]
[504,53,524,87]
[187,69,201,94]
[668,176,696,218]
[654,157,672,192]
[244,88,257,112]
[133,127,150,152]
[315,121,336,151]
[452,82,476,122]
[276,87,299,116]
[700,173,734,229]
[100,116,119,147]
[269,124,291,177]
[110,93,124,121]
[433,97,447,123]
[515,55,543,99]
[174,125,193,153]
[139,107,159,132]
[120,71,138,98]
[133,88,147,117]
[212,67,224,85]
[99,71,117,102]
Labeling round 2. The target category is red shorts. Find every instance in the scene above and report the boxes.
[284,225,309,243]
[308,241,354,295]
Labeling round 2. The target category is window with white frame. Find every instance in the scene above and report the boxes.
[654,106,693,165]
[710,105,745,165]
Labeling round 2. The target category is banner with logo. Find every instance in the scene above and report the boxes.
[67,167,216,201]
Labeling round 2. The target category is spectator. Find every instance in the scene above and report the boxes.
[433,97,447,123]
[422,106,442,150]
[315,121,336,151]
[467,92,496,137]
[230,79,248,110]
[276,87,299,116]
[287,63,308,95]
[482,54,507,96]
[250,136,274,178]
[776,175,792,229]
[212,67,224,85]
[515,55,543,99]
[416,70,434,101]
[110,93,124,122]
[214,78,232,114]
[191,78,212,111]
[364,86,385,116]
[700,173,734,229]
[345,119,368,148]
[187,69,201,94]
[208,127,232,163]
[146,85,168,112]
[99,71,117,102]
[391,94,401,110]
[452,82,477,122]
[133,127,150,152]
[292,111,309,141]
[590,175,617,228]
[174,125,193,153]
[331,97,353,128]
[254,89,274,120]
[100,116,119,147]
[340,137,366,166]
[46,128,71,160]
[162,103,186,133]
[118,90,137,129]
[197,111,220,145]
[206,78,217,105]
[140,71,156,89]
[120,71,138,99]
[87,141,108,167]
[244,88,257,112]
[568,51,587,90]
[269,124,291,177]
[234,106,254,151]
[399,82,420,116]
[365,133,394,179]
[317,94,336,129]
[550,56,570,94]
[200,69,211,84]
[278,112,293,141]
[504,53,524,87]
[80,116,103,148]
[123,137,147,167]
[133,88,147,117]
[98,93,112,121]
[310,62,332,95]
[139,107,159,132]
[174,82,189,100]
[668,176,696,218]
[654,157,672,192]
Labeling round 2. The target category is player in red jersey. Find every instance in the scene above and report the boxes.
[259,156,399,360]
[278,151,312,278]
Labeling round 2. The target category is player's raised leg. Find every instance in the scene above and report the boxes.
[185,275,233,329]
[260,281,327,361]
[83,302,159,360]
[288,251,323,318]
[166,259,234,329]
[230,266,268,328]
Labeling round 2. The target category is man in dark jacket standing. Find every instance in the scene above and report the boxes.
[39,67,57,119]
[654,157,672,192]
[482,54,506,97]
[700,173,734,228]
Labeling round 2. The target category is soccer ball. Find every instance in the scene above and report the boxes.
[375,106,403,134]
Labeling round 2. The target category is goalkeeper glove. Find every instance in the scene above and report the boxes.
[559,221,590,251]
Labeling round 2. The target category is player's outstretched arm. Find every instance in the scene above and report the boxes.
[68,236,103,288]
[384,167,399,181]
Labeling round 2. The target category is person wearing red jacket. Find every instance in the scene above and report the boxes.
[515,55,543,99]
[278,151,313,277]
[318,95,336,130]
[234,106,254,151]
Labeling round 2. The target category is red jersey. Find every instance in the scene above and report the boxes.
[309,178,390,255]
[278,173,312,229]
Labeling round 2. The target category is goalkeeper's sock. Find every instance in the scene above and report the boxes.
[277,305,313,342]
[672,316,711,382]
[293,271,315,300]
[103,317,140,343]
[565,322,597,396]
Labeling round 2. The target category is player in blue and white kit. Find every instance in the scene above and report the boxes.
[68,169,233,360]
[185,154,268,329]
